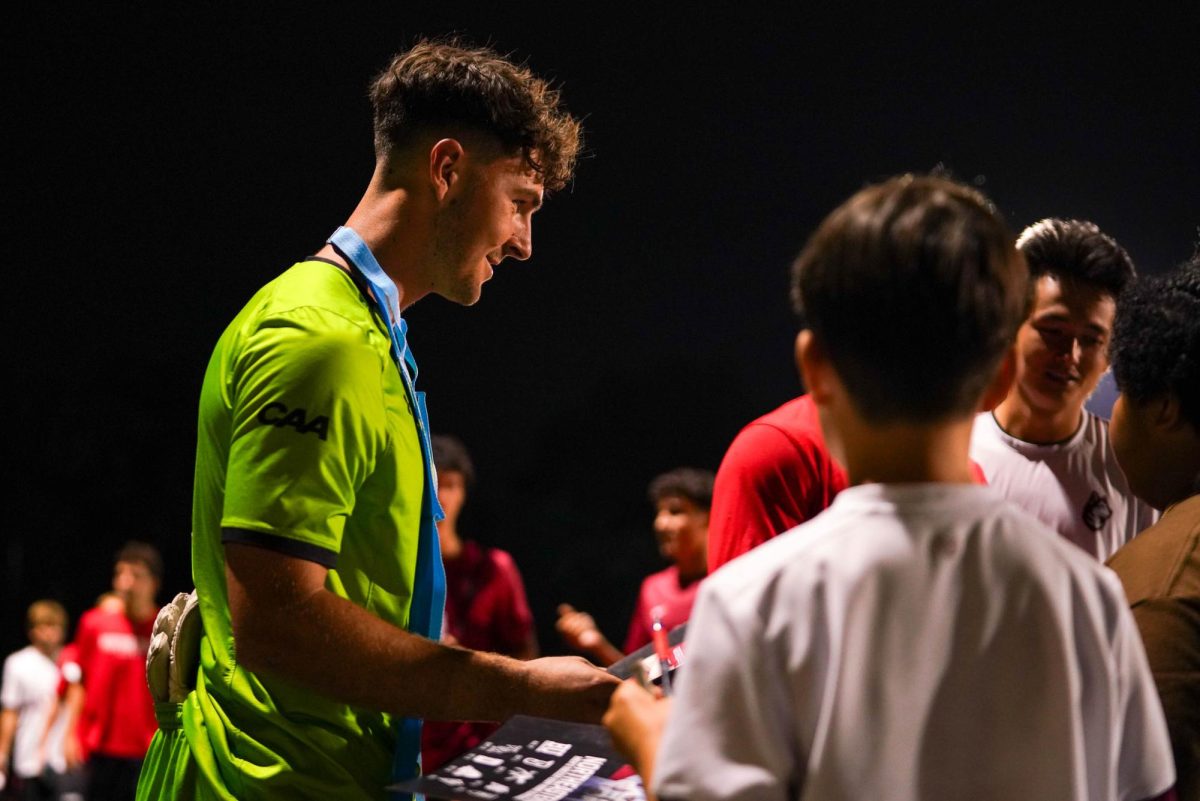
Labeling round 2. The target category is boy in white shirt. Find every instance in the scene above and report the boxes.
[0,601,71,798]
[603,175,1175,801]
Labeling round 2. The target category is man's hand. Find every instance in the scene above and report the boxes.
[63,730,84,770]
[602,679,671,799]
[519,656,620,723]
[556,604,623,665]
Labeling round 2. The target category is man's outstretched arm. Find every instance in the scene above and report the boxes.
[224,539,618,724]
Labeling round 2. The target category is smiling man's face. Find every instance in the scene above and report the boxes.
[1012,274,1116,423]
[429,149,544,306]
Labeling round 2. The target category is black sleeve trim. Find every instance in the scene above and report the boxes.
[221,529,339,569]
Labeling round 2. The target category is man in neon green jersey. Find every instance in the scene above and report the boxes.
[136,39,618,801]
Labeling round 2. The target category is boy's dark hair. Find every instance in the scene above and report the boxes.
[647,468,716,510]
[370,38,582,192]
[431,434,476,487]
[115,540,163,581]
[1016,218,1136,298]
[791,174,1030,424]
[1110,254,1200,429]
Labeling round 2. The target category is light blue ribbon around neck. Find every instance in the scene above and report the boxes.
[326,226,446,796]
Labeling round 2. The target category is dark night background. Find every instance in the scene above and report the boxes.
[7,5,1199,660]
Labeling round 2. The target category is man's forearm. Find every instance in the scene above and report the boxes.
[0,707,19,776]
[225,542,615,724]
[234,585,531,721]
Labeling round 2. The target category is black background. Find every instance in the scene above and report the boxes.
[7,5,1198,660]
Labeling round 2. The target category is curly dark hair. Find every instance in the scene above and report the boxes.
[1110,254,1200,429]
[791,174,1029,424]
[370,38,582,192]
[1016,218,1136,298]
[431,434,476,487]
[647,468,715,510]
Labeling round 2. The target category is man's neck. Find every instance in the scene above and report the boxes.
[993,394,1082,444]
[439,525,463,562]
[320,175,430,312]
[127,601,156,624]
[841,417,978,486]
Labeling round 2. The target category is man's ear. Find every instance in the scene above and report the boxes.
[429,138,466,201]
[795,330,834,404]
[1153,393,1186,432]
[978,347,1017,413]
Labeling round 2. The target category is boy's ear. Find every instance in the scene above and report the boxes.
[795,330,835,404]
[429,138,465,201]
[978,347,1017,413]
[1153,393,1186,433]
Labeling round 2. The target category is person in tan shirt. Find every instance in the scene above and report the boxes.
[1106,253,1200,800]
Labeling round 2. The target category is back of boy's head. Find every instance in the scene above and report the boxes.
[647,468,716,510]
[431,434,476,487]
[790,174,1030,424]
[1016,218,1135,298]
[1110,253,1200,429]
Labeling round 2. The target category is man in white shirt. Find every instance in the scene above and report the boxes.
[0,600,71,798]
[970,218,1157,559]
[602,175,1175,800]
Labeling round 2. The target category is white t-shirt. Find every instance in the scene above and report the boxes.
[0,645,68,777]
[653,484,1173,801]
[969,411,1157,560]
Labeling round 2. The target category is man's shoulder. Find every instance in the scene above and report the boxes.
[708,484,1117,598]
[723,395,829,467]
[1108,495,1200,601]
[745,394,821,437]
[2,645,36,671]
[230,261,381,347]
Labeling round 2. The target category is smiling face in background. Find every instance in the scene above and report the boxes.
[653,495,709,575]
[430,148,543,306]
[1012,274,1116,429]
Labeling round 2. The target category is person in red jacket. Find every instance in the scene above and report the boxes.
[64,542,161,801]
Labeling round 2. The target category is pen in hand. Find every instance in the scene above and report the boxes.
[650,606,673,697]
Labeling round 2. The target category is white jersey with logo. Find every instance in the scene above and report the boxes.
[653,484,1174,801]
[969,410,1157,560]
[0,645,68,778]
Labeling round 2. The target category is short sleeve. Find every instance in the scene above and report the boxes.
[222,307,390,560]
[708,424,822,573]
[653,586,796,801]
[1,654,21,710]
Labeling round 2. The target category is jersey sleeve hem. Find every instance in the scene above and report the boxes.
[221,526,339,568]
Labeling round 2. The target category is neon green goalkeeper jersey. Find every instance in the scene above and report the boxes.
[182,259,425,799]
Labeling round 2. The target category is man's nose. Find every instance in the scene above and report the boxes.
[504,220,532,262]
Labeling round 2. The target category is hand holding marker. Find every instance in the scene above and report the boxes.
[650,605,673,696]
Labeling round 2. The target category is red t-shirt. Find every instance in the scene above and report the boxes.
[72,607,158,759]
[708,395,849,573]
[623,565,702,654]
[708,395,988,573]
[422,541,535,771]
